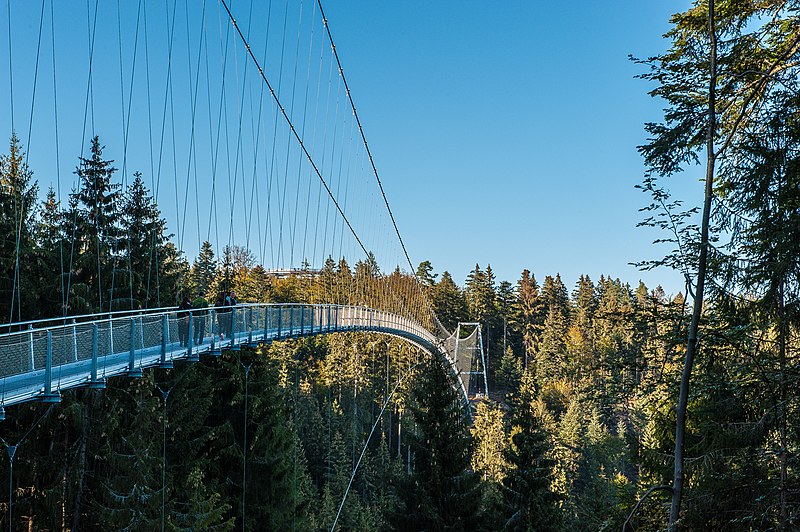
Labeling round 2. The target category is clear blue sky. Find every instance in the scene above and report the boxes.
[319,0,697,295]
[1,1,698,296]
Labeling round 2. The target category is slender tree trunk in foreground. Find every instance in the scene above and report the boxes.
[669,1,716,528]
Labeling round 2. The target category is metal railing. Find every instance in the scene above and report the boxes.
[0,303,450,410]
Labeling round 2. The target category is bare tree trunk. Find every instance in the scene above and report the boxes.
[669,1,716,528]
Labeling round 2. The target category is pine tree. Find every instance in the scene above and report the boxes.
[119,172,173,309]
[470,401,508,484]
[415,260,437,287]
[33,188,67,317]
[188,241,217,299]
[497,346,523,396]
[395,356,483,530]
[70,136,121,313]
[501,370,561,531]
[430,271,468,332]
[0,133,39,322]
[513,269,544,370]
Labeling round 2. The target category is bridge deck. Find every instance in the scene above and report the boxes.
[0,304,464,410]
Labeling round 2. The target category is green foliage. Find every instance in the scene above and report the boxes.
[394,356,483,530]
[502,369,561,531]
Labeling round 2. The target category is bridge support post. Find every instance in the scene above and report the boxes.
[187,312,198,362]
[128,318,143,377]
[42,330,60,403]
[247,307,253,344]
[230,308,237,349]
[210,310,217,354]
[160,314,173,368]
[299,306,305,336]
[89,323,105,389]
[71,319,78,362]
[28,324,34,371]
[0,406,4,421]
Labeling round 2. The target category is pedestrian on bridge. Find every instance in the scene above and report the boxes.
[225,291,238,338]
[216,293,228,340]
[177,296,192,347]
[192,294,209,345]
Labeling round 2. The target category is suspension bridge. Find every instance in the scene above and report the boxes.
[0,0,487,417]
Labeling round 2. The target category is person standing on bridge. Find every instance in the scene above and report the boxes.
[225,291,238,339]
[215,293,227,340]
[192,293,209,345]
[177,296,192,347]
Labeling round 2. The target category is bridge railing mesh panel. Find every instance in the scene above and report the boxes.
[0,303,465,407]
[141,315,162,350]
[0,333,31,378]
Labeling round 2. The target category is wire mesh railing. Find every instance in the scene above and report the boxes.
[0,303,469,410]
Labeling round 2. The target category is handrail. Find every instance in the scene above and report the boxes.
[0,304,467,412]
[0,305,181,332]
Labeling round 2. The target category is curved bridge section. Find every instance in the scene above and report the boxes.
[0,304,472,415]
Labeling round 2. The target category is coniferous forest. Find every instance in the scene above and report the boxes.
[2,1,800,530]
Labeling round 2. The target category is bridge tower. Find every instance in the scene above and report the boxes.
[451,322,489,400]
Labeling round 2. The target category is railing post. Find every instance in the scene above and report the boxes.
[160,314,172,368]
[89,323,104,389]
[289,306,295,337]
[277,306,283,339]
[230,307,237,347]
[138,316,145,350]
[299,305,305,336]
[28,324,34,371]
[187,311,198,362]
[247,307,253,344]
[129,318,142,377]
[72,319,78,362]
[42,330,59,402]
[210,309,217,353]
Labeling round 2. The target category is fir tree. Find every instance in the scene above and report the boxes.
[0,133,39,322]
[395,356,483,530]
[71,136,121,313]
[188,241,217,299]
[501,371,561,531]
[512,270,545,370]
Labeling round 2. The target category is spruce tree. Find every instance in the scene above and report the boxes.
[188,241,217,299]
[501,371,561,531]
[71,136,121,313]
[0,133,39,322]
[513,269,544,370]
[118,172,173,309]
[394,356,482,530]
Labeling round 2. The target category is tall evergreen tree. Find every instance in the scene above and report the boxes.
[513,269,544,369]
[188,241,217,299]
[119,172,173,309]
[395,356,482,530]
[0,133,39,322]
[501,370,561,531]
[70,136,121,313]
